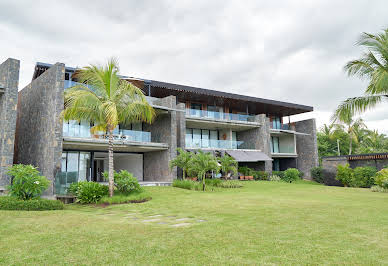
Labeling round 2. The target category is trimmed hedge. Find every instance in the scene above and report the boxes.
[0,196,64,211]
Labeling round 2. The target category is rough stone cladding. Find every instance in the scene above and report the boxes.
[0,58,19,191]
[238,114,272,173]
[295,118,319,180]
[143,96,177,181]
[15,63,64,195]
[321,157,347,186]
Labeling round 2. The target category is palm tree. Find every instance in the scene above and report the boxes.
[334,29,388,120]
[188,151,220,191]
[169,148,192,180]
[334,117,366,155]
[219,155,237,179]
[63,58,155,197]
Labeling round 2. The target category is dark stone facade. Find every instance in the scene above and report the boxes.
[295,119,319,180]
[143,96,177,181]
[321,157,347,186]
[0,58,19,191]
[14,63,64,196]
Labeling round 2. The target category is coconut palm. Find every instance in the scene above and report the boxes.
[63,58,155,197]
[334,117,366,155]
[169,148,192,180]
[188,151,220,191]
[219,155,237,179]
[334,29,388,121]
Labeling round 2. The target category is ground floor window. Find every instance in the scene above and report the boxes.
[273,158,280,171]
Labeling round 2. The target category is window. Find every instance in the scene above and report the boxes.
[273,159,280,171]
[190,103,202,117]
[186,128,220,148]
[207,105,219,119]
[201,129,210,148]
[271,136,280,153]
[272,117,281,129]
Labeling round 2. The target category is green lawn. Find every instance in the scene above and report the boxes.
[1,181,388,265]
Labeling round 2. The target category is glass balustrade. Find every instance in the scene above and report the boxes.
[186,139,244,149]
[185,108,255,122]
[63,121,151,142]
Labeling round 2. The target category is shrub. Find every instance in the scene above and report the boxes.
[374,168,388,189]
[68,182,81,196]
[253,171,269,181]
[75,181,109,204]
[282,168,300,183]
[7,164,50,200]
[311,167,324,183]
[272,171,285,179]
[217,180,243,188]
[173,179,195,190]
[0,196,64,211]
[205,179,222,187]
[99,191,152,204]
[352,167,377,188]
[336,164,353,187]
[371,185,388,193]
[239,166,254,176]
[114,170,142,194]
[269,175,281,182]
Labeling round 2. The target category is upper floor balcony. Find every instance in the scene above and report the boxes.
[186,108,256,123]
[186,139,244,150]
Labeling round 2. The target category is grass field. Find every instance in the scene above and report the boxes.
[1,181,388,265]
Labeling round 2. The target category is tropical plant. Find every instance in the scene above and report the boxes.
[352,166,377,188]
[7,164,50,200]
[74,181,109,204]
[282,168,300,183]
[188,151,220,191]
[310,166,324,184]
[169,148,192,180]
[218,155,237,179]
[333,117,366,155]
[63,58,155,197]
[374,168,388,189]
[336,164,353,187]
[334,29,388,122]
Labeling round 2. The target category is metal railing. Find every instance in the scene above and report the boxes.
[186,139,244,149]
[185,108,255,122]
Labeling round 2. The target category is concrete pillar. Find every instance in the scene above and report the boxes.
[0,58,20,192]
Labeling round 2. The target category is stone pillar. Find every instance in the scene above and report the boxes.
[0,58,20,192]
[15,63,65,196]
[176,103,185,149]
[295,118,319,180]
[143,96,178,181]
[238,114,272,173]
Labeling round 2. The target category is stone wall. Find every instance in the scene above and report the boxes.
[143,96,177,181]
[321,156,347,186]
[238,114,272,173]
[295,118,318,180]
[0,58,19,191]
[15,63,65,195]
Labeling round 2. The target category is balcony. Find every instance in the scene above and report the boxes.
[186,108,255,122]
[63,121,151,142]
[186,139,244,150]
[270,123,291,130]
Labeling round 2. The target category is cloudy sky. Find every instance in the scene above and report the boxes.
[1,0,387,133]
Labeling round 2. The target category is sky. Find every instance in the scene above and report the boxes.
[0,0,387,133]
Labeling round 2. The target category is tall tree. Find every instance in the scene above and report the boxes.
[63,58,155,197]
[219,155,238,179]
[188,151,220,191]
[334,117,366,155]
[334,29,388,120]
[169,148,192,180]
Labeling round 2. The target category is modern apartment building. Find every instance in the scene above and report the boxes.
[0,58,19,193]
[14,62,318,196]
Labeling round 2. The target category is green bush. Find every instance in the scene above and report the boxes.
[205,179,222,187]
[272,171,285,179]
[282,168,300,183]
[114,170,142,194]
[253,171,269,181]
[352,167,377,188]
[269,175,281,182]
[311,167,324,183]
[374,168,388,189]
[68,182,81,196]
[75,181,109,204]
[371,185,388,193]
[173,179,195,190]
[336,164,353,187]
[0,196,64,211]
[99,191,152,204]
[217,180,243,188]
[7,164,50,200]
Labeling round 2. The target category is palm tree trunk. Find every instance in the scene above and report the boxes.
[183,168,186,180]
[349,137,352,155]
[108,129,114,197]
[202,173,206,191]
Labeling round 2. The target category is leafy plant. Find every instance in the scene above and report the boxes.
[172,179,195,190]
[336,164,353,187]
[371,185,388,193]
[272,171,285,179]
[374,168,388,189]
[352,167,377,188]
[205,178,222,187]
[282,168,300,183]
[75,181,109,204]
[99,191,151,204]
[253,171,269,181]
[68,182,81,196]
[216,180,243,188]
[269,175,281,182]
[169,148,192,180]
[219,155,238,179]
[188,151,220,191]
[63,58,155,197]
[7,164,50,200]
[238,166,254,176]
[311,167,324,183]
[0,196,64,211]
[114,170,142,194]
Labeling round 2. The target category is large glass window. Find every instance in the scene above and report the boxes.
[232,131,237,149]
[207,105,219,119]
[273,159,280,171]
[272,117,281,129]
[271,136,280,153]
[201,130,209,148]
[193,129,201,148]
[210,130,218,148]
[191,103,202,117]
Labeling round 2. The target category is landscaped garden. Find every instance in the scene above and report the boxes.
[1,180,388,265]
